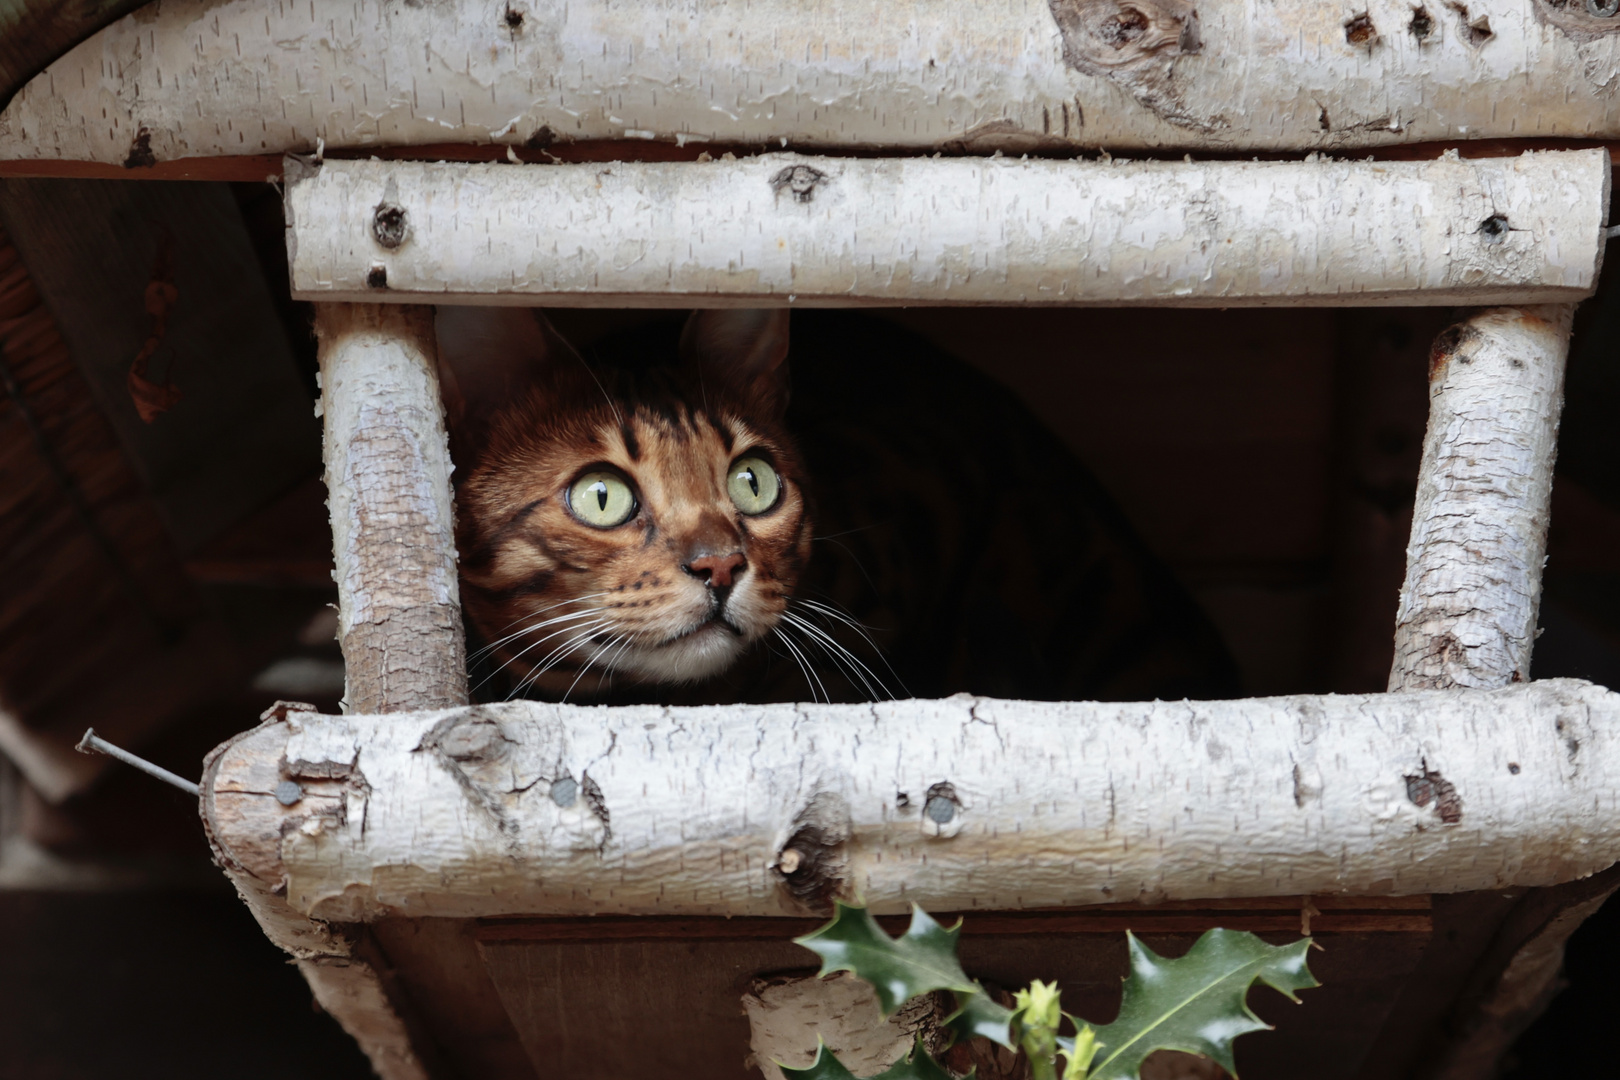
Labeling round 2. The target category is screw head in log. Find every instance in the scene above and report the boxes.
[275,780,304,806]
[920,781,964,839]
[550,775,579,808]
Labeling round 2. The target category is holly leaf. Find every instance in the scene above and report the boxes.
[947,991,1018,1050]
[1086,929,1318,1079]
[794,901,979,1015]
[780,1038,963,1080]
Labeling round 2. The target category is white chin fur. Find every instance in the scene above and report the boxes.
[614,624,753,683]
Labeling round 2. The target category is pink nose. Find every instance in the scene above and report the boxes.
[684,552,746,588]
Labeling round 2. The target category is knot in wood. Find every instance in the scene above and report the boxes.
[1343,12,1379,47]
[1479,214,1510,245]
[371,201,409,249]
[1405,762,1464,824]
[771,165,826,203]
[776,792,852,914]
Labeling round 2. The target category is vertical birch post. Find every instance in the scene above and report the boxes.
[1387,305,1603,1080]
[315,303,467,713]
[290,302,466,1077]
[1389,306,1573,692]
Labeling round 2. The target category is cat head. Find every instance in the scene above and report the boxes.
[436,307,811,692]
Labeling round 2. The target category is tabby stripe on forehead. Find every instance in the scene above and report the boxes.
[709,416,735,453]
[619,421,641,461]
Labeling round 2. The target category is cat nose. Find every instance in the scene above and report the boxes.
[684,552,747,589]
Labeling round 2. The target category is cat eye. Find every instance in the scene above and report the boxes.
[727,455,782,516]
[567,469,638,528]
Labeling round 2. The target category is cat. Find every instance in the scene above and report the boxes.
[435,307,1239,705]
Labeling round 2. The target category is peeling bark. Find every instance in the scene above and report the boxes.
[313,302,467,714]
[9,0,1620,162]
[203,681,1620,924]
[1389,306,1574,690]
[283,152,1609,309]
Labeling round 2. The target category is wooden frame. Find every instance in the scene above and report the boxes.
[3,1,1616,1076]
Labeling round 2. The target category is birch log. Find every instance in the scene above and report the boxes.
[1389,306,1573,690]
[218,306,468,1080]
[202,679,1620,924]
[201,702,429,1080]
[313,302,467,713]
[8,0,1620,166]
[284,151,1610,309]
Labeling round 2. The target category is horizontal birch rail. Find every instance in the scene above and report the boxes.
[9,0,1620,165]
[284,151,1610,308]
[203,679,1620,923]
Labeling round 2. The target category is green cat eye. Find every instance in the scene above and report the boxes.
[727,455,781,516]
[568,470,637,528]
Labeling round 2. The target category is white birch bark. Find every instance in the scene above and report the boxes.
[7,0,1620,165]
[313,301,467,713]
[201,708,428,1080]
[1389,306,1574,690]
[213,307,466,1080]
[283,151,1609,309]
[202,679,1620,925]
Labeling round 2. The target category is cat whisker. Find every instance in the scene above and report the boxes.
[509,622,618,698]
[789,598,908,697]
[780,610,892,701]
[468,593,613,662]
[772,625,828,704]
[561,634,628,703]
[497,619,613,699]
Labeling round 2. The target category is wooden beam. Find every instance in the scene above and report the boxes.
[313,303,467,714]
[1391,307,1573,690]
[204,680,1620,924]
[206,306,467,1080]
[283,151,1610,309]
[10,0,1620,164]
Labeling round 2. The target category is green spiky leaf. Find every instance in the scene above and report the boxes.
[794,901,979,1015]
[1086,929,1318,1079]
[948,991,1018,1050]
[779,1038,964,1080]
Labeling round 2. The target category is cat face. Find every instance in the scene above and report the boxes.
[438,308,811,691]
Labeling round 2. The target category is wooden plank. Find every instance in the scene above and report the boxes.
[479,925,1431,1080]
[475,897,1433,943]
[284,151,1609,309]
[11,0,1620,163]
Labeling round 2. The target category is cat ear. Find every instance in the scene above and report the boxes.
[433,306,584,454]
[678,309,791,416]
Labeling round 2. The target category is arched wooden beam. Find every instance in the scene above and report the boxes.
[6,0,1620,168]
